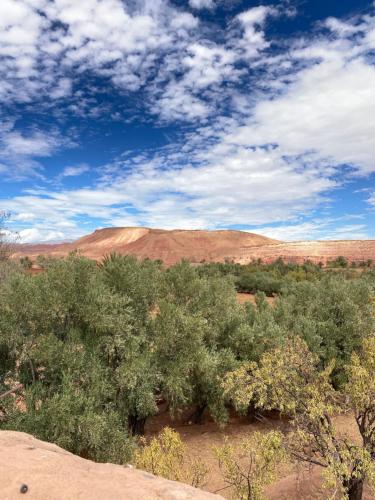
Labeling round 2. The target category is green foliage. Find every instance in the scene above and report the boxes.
[0,254,245,457]
[19,256,32,270]
[0,255,136,460]
[11,375,134,463]
[327,255,349,268]
[198,258,324,296]
[273,276,374,385]
[236,271,281,296]
[345,337,375,462]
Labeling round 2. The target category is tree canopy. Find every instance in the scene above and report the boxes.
[0,253,374,498]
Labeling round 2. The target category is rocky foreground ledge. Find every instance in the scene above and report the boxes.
[0,431,222,500]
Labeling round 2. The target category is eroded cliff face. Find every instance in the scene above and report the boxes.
[0,431,222,500]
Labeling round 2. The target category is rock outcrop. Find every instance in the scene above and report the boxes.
[0,431,222,500]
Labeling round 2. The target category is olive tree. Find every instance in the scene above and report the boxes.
[273,276,374,385]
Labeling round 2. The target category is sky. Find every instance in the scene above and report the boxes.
[0,0,375,243]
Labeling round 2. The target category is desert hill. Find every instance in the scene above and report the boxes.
[12,227,375,265]
[13,227,278,265]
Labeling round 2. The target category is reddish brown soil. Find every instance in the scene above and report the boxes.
[236,292,276,306]
[12,227,375,266]
[147,409,375,499]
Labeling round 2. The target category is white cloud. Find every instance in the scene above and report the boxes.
[189,0,215,10]
[0,0,202,111]
[254,221,370,241]
[0,124,72,179]
[152,81,211,120]
[59,164,89,178]
[238,58,375,175]
[237,6,273,27]
[367,192,375,206]
[322,224,370,240]
[254,222,325,241]
[19,228,68,243]
[235,6,274,57]
[0,123,75,179]
[3,131,57,157]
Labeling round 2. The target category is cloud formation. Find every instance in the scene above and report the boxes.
[0,122,72,179]
[58,164,90,179]
[188,0,215,10]
[1,1,375,242]
[0,0,276,121]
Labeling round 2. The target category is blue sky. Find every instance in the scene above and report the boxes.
[1,0,375,242]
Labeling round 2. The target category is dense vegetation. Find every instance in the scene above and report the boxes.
[0,251,374,499]
[198,258,373,296]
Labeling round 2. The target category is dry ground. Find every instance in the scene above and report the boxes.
[236,292,276,306]
[146,409,375,499]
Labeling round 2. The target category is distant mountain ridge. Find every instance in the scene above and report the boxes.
[12,227,375,265]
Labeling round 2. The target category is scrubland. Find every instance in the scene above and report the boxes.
[1,254,375,499]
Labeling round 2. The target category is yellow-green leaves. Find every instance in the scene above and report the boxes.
[134,427,208,488]
[214,431,285,500]
[224,337,338,419]
[224,336,375,499]
[345,337,375,415]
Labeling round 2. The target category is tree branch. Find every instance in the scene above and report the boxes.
[0,384,23,400]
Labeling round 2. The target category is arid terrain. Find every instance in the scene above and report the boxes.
[146,409,375,499]
[12,227,375,265]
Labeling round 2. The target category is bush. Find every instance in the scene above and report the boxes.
[134,427,208,488]
[214,431,285,500]
[19,256,32,270]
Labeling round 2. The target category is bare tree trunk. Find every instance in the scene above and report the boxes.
[188,403,206,424]
[345,478,364,500]
[247,401,257,423]
[128,415,146,436]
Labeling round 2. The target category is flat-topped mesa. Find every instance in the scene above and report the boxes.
[236,240,375,265]
[11,227,375,266]
[11,227,279,265]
